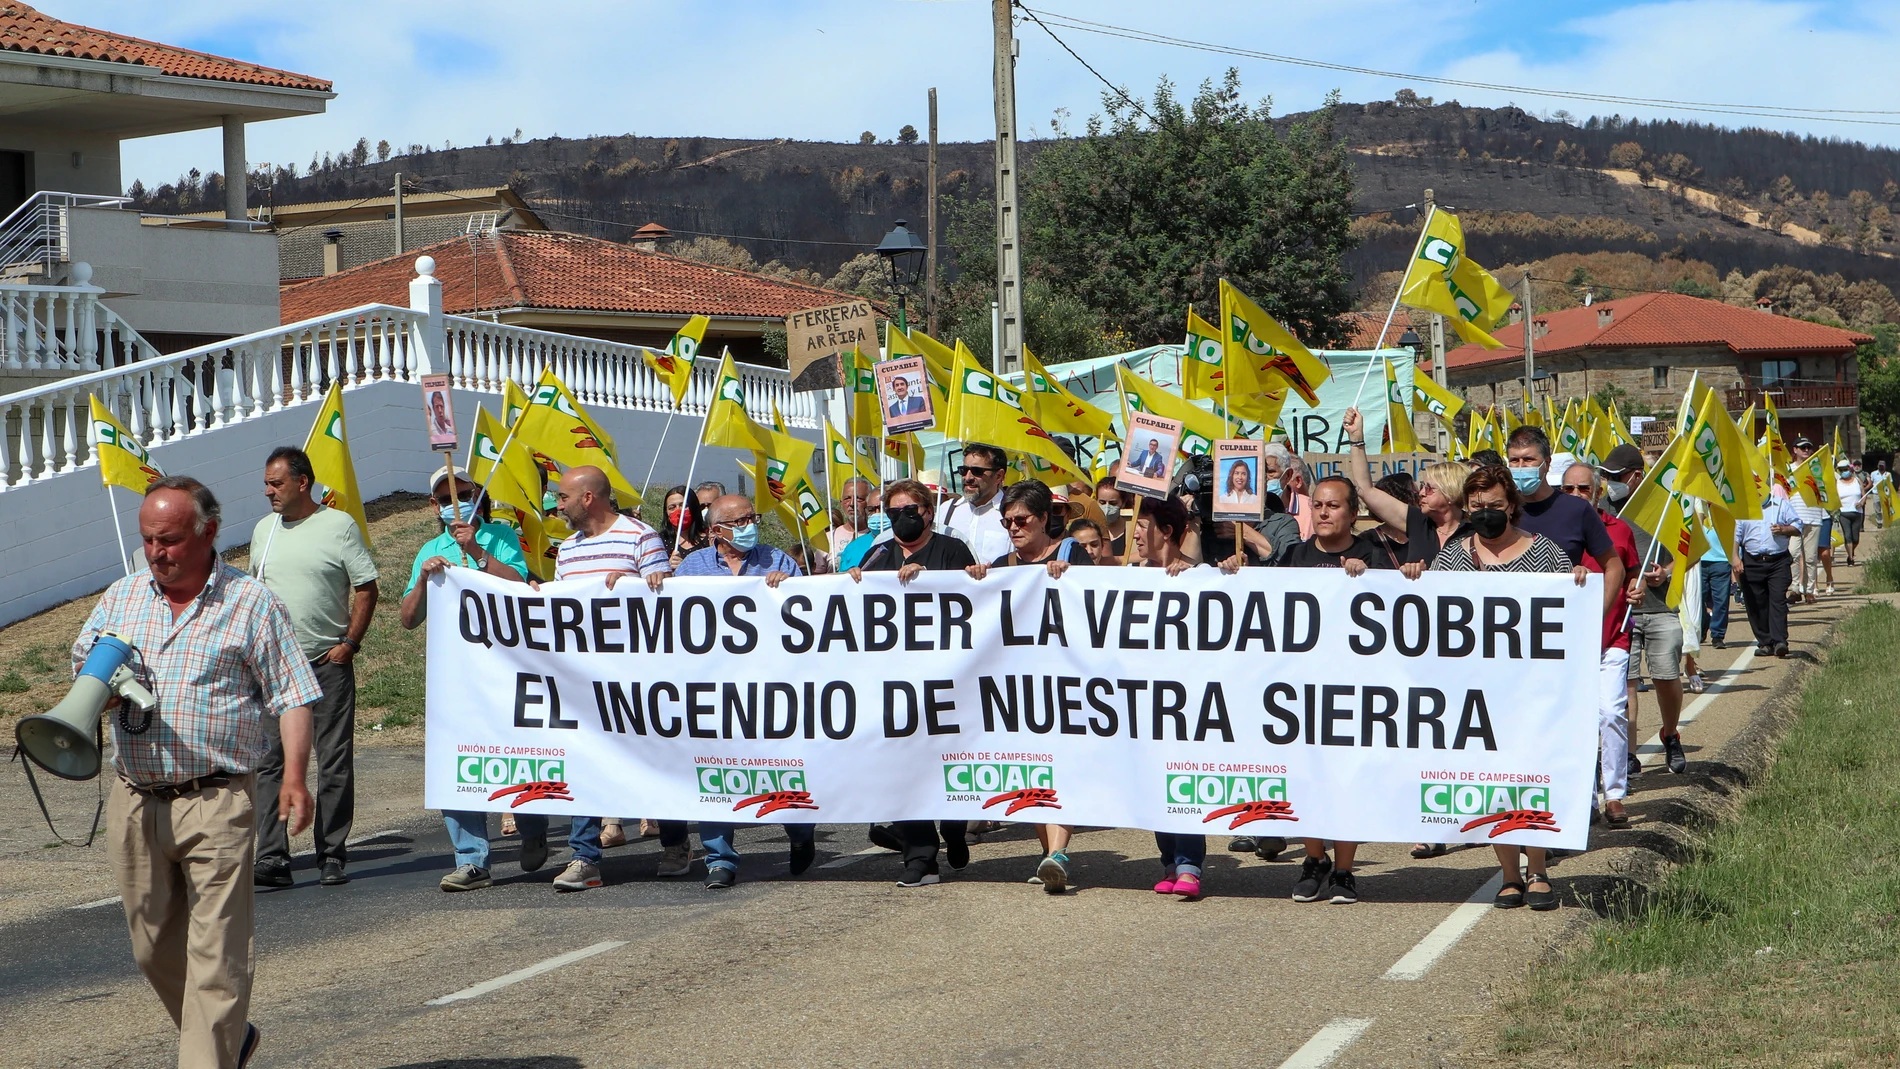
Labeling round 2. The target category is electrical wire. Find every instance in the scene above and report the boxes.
[1020,5,1900,129]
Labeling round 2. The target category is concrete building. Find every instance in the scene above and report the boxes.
[1444,292,1873,452]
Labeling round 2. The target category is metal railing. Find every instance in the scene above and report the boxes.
[0,192,132,276]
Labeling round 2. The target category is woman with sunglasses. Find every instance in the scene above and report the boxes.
[1342,407,1470,576]
[963,480,1091,892]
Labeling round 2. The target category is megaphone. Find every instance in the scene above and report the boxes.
[14,633,155,781]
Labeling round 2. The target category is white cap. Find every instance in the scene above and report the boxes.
[431,465,472,493]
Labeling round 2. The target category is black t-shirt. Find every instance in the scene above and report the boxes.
[861,533,977,572]
[1368,504,1445,567]
[1282,533,1397,570]
[1518,489,1613,569]
[991,538,1092,568]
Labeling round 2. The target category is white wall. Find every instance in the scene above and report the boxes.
[0,380,816,627]
[68,208,282,337]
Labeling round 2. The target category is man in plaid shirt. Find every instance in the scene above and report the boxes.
[72,476,321,1069]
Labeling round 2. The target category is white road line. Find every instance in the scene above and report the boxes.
[1382,872,1505,981]
[818,846,888,869]
[1278,1017,1374,1069]
[425,940,628,1006]
[69,896,121,911]
[1635,646,1755,767]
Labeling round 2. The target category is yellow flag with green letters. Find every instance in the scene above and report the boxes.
[1412,373,1465,427]
[301,382,372,545]
[642,314,708,409]
[1218,279,1331,406]
[1680,391,1763,520]
[1396,209,1514,349]
[945,345,1084,484]
[1384,357,1420,452]
[1021,344,1115,440]
[89,394,163,494]
[1114,364,1227,457]
[701,350,770,454]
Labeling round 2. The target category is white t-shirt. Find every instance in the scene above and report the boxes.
[1837,476,1864,513]
[940,490,1011,563]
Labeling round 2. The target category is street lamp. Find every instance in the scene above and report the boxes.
[875,219,928,333]
[1397,327,1421,352]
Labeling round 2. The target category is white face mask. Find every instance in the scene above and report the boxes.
[1606,480,1632,503]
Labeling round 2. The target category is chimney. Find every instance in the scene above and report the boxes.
[1508,301,1523,326]
[631,222,671,252]
[1756,297,1775,314]
[1533,318,1550,340]
[322,229,343,276]
[1597,307,1614,328]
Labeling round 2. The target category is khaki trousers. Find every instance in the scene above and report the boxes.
[108,773,257,1069]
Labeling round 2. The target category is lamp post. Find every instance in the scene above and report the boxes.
[875,219,928,334]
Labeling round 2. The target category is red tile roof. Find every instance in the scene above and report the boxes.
[280,230,870,324]
[0,3,330,91]
[1341,311,1417,349]
[1447,292,1872,372]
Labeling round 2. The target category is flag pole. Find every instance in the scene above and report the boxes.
[105,483,132,576]
[1378,204,1437,343]
[640,406,679,516]
[468,408,528,520]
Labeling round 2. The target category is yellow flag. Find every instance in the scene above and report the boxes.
[1580,413,1615,469]
[1182,307,1228,403]
[89,394,163,494]
[518,369,638,502]
[1114,364,1228,457]
[901,326,957,388]
[1218,279,1331,406]
[1556,401,1583,454]
[1412,372,1465,426]
[1607,402,1637,449]
[886,326,950,414]
[502,378,531,426]
[1383,357,1420,452]
[826,419,879,488]
[1523,390,1542,428]
[701,350,770,454]
[470,408,553,579]
[1396,209,1515,349]
[751,426,825,536]
[1795,445,1835,509]
[301,382,372,546]
[1022,344,1115,439]
[844,345,882,439]
[1662,494,1707,609]
[945,345,1084,483]
[1680,391,1763,519]
[1621,434,1692,542]
[643,314,708,409]
[741,455,828,540]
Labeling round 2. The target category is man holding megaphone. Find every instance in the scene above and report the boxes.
[62,476,322,1069]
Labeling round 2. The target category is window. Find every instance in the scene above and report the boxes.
[1652,366,1669,389]
[1761,359,1798,387]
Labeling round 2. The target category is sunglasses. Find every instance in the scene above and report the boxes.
[955,466,1001,478]
[1558,484,1594,495]
[1000,513,1041,530]
[885,504,925,521]
[434,488,475,506]
[711,515,758,530]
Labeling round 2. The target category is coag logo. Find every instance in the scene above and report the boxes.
[1187,331,1223,366]
[1420,782,1551,816]
[460,756,564,786]
[675,333,700,362]
[944,762,1060,814]
[1419,236,1459,269]
[718,376,745,405]
[1180,431,1213,456]
[93,419,152,462]
[1692,423,1737,505]
[1168,774,1299,829]
[697,765,819,817]
[531,384,581,418]
[795,485,825,522]
[321,411,346,444]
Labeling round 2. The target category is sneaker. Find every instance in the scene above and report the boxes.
[1291,855,1333,902]
[1170,872,1202,900]
[1228,836,1258,852]
[655,842,693,877]
[439,864,491,892]
[705,866,736,890]
[1327,870,1359,904]
[1825,584,1836,595]
[1662,733,1687,775]
[1711,638,1726,650]
[896,858,940,887]
[1254,836,1287,862]
[254,857,293,889]
[789,839,815,876]
[1037,851,1070,894]
[319,859,349,886]
[1627,751,1644,778]
[600,821,626,849]
[237,1023,261,1069]
[552,858,602,892]
[519,832,549,873]
[866,824,904,853]
[945,832,970,870]
[1685,673,1706,694]
[1027,853,1046,884]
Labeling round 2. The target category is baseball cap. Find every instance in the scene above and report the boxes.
[1597,444,1645,477]
[1793,437,1815,450]
[430,465,472,493]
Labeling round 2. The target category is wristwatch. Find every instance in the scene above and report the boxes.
[470,552,489,571]
[340,637,360,652]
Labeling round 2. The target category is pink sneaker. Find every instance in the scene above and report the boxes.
[1153,875,1177,894]
[1171,873,1203,900]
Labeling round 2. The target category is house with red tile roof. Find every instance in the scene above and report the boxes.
[0,3,332,354]
[281,229,875,366]
[1444,292,1874,452]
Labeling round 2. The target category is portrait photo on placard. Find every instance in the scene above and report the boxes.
[874,354,935,435]
[419,373,458,451]
[1116,411,1182,498]
[1212,439,1265,521]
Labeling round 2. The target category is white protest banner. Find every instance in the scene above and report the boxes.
[1302,452,1441,483]
[425,566,1600,849]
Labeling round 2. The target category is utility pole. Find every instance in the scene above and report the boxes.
[991,0,1023,374]
[393,172,405,257]
[1521,270,1536,397]
[926,87,940,337]
[1424,189,1449,454]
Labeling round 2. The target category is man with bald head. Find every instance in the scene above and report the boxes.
[673,494,810,885]
[73,475,323,1068]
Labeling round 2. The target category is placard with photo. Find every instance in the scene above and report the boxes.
[874,354,935,435]
[1116,412,1182,498]
[1211,439,1265,521]
[420,373,458,452]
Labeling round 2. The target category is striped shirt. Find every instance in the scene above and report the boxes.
[72,562,323,787]
[555,514,670,581]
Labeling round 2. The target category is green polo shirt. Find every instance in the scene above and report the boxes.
[405,521,530,595]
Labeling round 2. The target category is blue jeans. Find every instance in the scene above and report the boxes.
[1155,832,1206,879]
[697,822,816,873]
[1699,560,1732,643]
[516,815,603,865]
[444,810,491,869]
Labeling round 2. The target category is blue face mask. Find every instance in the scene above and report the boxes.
[1265,478,1282,496]
[728,523,760,552]
[1511,467,1545,495]
[868,512,891,534]
[439,501,475,525]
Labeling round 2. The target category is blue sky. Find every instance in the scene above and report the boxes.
[58,0,1900,188]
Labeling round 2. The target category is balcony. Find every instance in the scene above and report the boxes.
[1725,382,1859,412]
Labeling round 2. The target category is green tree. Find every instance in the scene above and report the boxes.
[1012,71,1358,349]
[1858,323,1900,453]
[897,124,919,145]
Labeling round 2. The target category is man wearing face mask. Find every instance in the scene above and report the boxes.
[1263,443,1316,540]
[1597,444,1686,775]
[1504,426,1627,631]
[674,495,813,886]
[1560,459,1640,826]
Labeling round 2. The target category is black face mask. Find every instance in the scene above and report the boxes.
[1469,507,1510,539]
[889,511,929,542]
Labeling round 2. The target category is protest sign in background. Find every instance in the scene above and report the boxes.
[785,300,876,392]
[425,566,1598,849]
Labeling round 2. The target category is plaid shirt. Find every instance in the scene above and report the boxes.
[72,562,323,787]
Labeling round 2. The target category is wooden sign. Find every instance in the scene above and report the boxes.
[786,300,878,392]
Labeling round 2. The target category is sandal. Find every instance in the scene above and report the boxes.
[1526,873,1559,911]
[1494,880,1527,909]
[1410,842,1448,859]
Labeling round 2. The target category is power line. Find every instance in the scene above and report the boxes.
[1015,4,1158,127]
[1020,5,1900,129]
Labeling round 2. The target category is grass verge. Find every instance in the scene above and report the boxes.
[1490,599,1900,1066]
[1861,522,1900,594]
